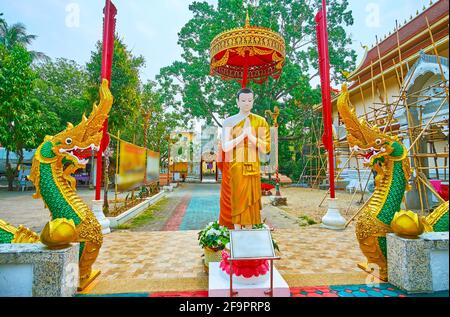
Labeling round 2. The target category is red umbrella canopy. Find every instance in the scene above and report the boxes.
[210,14,286,87]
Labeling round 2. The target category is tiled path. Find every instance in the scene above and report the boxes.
[0,188,127,233]
[179,189,220,230]
[80,184,415,296]
[131,183,297,232]
[83,225,374,294]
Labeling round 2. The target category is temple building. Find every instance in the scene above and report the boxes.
[330,0,449,212]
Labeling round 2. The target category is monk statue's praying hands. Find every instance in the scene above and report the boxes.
[219,88,271,230]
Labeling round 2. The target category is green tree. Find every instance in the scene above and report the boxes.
[130,80,184,173]
[157,0,356,178]
[85,36,145,138]
[0,15,48,61]
[34,58,91,131]
[0,44,58,190]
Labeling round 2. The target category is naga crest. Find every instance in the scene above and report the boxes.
[32,79,113,166]
[30,79,113,197]
[337,84,406,168]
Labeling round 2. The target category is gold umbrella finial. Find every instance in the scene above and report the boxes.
[245,10,250,27]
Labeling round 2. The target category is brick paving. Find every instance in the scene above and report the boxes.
[83,225,372,294]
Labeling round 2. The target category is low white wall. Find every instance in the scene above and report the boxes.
[108,191,167,228]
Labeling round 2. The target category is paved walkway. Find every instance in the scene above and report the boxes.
[78,183,377,294]
[0,188,127,232]
[83,225,372,295]
[130,183,298,232]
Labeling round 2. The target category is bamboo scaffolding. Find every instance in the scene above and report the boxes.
[318,150,356,207]
[304,17,448,216]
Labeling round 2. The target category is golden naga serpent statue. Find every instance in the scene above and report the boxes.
[0,79,113,289]
[337,84,448,281]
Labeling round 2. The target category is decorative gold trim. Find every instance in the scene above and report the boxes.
[347,45,369,79]
[0,219,17,235]
[210,15,286,82]
[426,201,449,227]
[210,24,285,59]
[0,220,39,243]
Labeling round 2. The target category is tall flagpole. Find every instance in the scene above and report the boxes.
[95,0,117,201]
[315,0,335,199]
[316,0,345,230]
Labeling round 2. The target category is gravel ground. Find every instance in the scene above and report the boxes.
[261,186,369,224]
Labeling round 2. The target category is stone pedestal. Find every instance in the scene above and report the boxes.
[0,243,79,297]
[209,262,290,297]
[92,200,111,235]
[387,232,449,293]
[321,198,346,230]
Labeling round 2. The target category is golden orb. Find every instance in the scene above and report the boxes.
[391,210,425,239]
[40,218,78,249]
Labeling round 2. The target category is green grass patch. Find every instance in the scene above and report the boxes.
[116,223,131,230]
[298,215,317,227]
[125,197,169,229]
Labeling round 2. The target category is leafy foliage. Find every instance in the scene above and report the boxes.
[34,58,91,131]
[85,37,145,138]
[0,44,58,189]
[134,80,183,155]
[198,221,230,250]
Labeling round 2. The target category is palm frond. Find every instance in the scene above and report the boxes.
[30,50,50,63]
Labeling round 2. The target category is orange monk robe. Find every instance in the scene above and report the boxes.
[217,143,233,229]
[229,114,270,226]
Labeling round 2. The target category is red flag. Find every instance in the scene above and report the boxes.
[95,0,117,200]
[101,0,117,84]
[315,0,335,199]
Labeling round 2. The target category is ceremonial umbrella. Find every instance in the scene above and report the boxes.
[210,13,286,88]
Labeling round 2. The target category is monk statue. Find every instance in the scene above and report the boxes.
[218,88,271,230]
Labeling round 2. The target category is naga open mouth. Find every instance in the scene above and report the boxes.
[352,145,385,164]
[60,144,100,165]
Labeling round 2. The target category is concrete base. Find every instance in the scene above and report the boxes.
[0,243,79,297]
[92,200,111,235]
[208,262,290,297]
[387,232,449,293]
[321,198,346,230]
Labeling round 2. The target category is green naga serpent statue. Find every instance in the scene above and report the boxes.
[0,79,113,289]
[337,84,448,281]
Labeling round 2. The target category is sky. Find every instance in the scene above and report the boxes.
[1,0,433,83]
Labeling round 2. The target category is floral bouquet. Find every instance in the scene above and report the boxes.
[198,221,280,252]
[198,221,230,251]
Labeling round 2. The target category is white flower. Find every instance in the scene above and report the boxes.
[207,228,221,236]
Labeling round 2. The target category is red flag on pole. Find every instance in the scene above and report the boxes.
[95,0,117,201]
[315,0,336,199]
